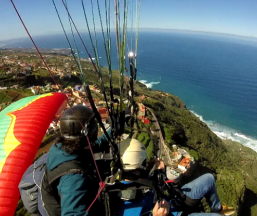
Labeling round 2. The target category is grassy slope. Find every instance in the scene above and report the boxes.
[0,89,34,104]
[0,92,12,103]
[139,89,257,216]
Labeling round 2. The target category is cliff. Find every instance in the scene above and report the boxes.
[135,85,257,216]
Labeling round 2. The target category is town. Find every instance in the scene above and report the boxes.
[0,49,151,132]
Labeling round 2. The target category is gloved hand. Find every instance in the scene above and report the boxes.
[155,158,165,170]
[153,200,170,216]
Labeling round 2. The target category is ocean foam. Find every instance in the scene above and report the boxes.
[139,80,160,88]
[190,110,204,122]
[234,133,252,141]
[190,110,257,152]
[89,57,101,61]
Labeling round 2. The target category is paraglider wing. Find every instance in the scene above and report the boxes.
[0,93,67,216]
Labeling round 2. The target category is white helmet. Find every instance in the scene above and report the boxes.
[119,138,148,170]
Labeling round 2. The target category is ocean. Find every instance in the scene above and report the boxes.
[1,30,257,151]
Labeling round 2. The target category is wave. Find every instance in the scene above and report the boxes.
[139,80,160,88]
[234,133,252,141]
[89,57,102,60]
[190,110,257,152]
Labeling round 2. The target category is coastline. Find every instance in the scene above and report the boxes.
[2,46,256,153]
[190,110,257,152]
[137,79,257,153]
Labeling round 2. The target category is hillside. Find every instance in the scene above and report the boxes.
[1,51,256,216]
[136,87,257,216]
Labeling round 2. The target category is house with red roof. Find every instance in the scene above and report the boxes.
[143,117,150,124]
[98,107,109,121]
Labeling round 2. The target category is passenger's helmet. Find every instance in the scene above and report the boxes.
[60,105,98,142]
[119,138,147,170]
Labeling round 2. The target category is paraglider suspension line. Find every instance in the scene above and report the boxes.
[10,1,105,208]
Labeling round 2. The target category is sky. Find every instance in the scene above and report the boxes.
[0,0,257,41]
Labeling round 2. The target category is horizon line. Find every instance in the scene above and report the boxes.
[1,28,257,42]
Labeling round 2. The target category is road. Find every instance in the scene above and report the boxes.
[146,106,173,165]
[146,107,163,157]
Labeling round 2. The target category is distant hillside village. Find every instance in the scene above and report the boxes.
[0,50,151,139]
[45,84,110,135]
[0,49,90,80]
[0,49,91,109]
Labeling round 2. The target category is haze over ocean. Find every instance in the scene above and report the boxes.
[1,31,257,151]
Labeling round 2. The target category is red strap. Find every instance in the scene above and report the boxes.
[86,182,106,212]
[164,180,175,184]
[85,137,106,212]
[86,136,102,183]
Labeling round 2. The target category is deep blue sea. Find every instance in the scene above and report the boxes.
[1,31,257,151]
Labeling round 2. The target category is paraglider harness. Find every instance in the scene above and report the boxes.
[99,169,155,216]
[41,159,97,216]
[98,168,205,216]
[19,153,103,216]
[154,169,205,216]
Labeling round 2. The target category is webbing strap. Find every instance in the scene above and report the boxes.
[94,152,113,160]
[122,172,155,188]
[87,182,105,212]
[132,178,154,188]
[174,188,201,208]
[104,184,151,192]
[86,136,106,212]
[47,160,86,185]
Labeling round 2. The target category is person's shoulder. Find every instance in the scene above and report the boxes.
[49,143,62,155]
[59,172,85,182]
[58,172,89,190]
[47,143,78,170]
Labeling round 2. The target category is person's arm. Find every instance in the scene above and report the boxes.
[58,174,92,216]
[94,127,112,148]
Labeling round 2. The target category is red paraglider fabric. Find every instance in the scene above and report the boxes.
[0,93,67,216]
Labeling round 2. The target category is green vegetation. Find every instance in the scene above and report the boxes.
[9,51,257,216]
[16,200,29,216]
[14,88,34,96]
[141,91,257,216]
[0,89,33,107]
[0,91,12,103]
[136,132,154,159]
[42,134,52,143]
